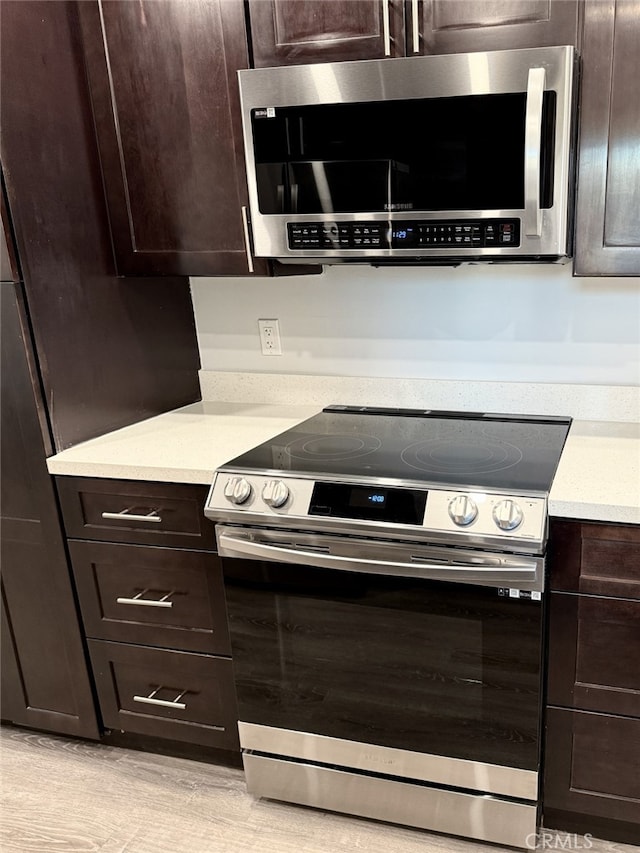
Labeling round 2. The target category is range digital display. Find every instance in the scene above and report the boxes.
[310,482,427,524]
[349,487,388,509]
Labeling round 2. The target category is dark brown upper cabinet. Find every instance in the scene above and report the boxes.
[78,0,271,277]
[574,0,640,275]
[248,0,405,66]
[1,1,202,451]
[247,0,579,67]
[410,0,580,56]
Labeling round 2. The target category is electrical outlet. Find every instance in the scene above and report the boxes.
[271,445,288,468]
[258,319,282,356]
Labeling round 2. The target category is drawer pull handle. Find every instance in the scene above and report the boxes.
[133,686,187,710]
[101,508,162,523]
[116,589,174,609]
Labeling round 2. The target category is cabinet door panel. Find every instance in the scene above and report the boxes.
[414,0,579,55]
[544,707,640,838]
[249,0,405,66]
[548,592,640,717]
[574,0,640,275]
[79,0,270,276]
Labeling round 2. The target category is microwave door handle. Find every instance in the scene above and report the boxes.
[524,66,546,237]
[217,532,539,587]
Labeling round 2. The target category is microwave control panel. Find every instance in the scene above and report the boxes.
[287,219,520,250]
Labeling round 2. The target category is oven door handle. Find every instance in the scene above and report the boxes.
[217,531,541,588]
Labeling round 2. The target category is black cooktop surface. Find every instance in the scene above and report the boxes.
[221,406,572,493]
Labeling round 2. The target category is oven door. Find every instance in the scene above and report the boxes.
[218,524,545,802]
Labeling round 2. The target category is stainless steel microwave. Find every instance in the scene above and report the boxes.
[238,45,577,265]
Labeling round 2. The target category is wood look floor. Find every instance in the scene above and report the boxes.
[1,726,637,853]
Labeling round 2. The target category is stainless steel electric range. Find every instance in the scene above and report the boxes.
[204,406,572,849]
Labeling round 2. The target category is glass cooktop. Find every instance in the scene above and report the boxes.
[221,406,572,494]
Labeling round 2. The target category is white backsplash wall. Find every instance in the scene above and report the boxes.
[191,263,640,386]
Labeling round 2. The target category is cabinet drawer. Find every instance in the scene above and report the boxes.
[88,640,239,750]
[544,707,640,836]
[57,477,215,549]
[548,592,640,717]
[70,541,230,655]
[549,520,640,599]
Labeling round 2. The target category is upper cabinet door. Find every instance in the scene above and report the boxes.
[410,0,580,56]
[79,0,269,276]
[247,0,578,68]
[574,0,640,276]
[248,0,405,66]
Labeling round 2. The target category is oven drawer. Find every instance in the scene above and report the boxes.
[243,753,537,849]
[70,541,230,655]
[88,640,239,750]
[57,477,215,549]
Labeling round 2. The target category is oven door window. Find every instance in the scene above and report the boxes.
[223,558,543,772]
[251,93,556,215]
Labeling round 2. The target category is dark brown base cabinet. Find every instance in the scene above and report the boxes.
[1,281,99,739]
[544,520,640,845]
[56,477,239,754]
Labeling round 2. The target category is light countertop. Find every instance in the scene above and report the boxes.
[47,402,640,525]
[548,419,639,524]
[46,402,320,485]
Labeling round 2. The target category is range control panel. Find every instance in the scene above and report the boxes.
[205,472,547,552]
[287,219,520,250]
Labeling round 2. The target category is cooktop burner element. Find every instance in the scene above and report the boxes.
[206,406,571,555]
[401,435,524,476]
[286,433,382,461]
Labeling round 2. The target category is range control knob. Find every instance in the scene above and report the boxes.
[448,495,478,526]
[493,499,524,531]
[262,479,290,509]
[223,476,252,506]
